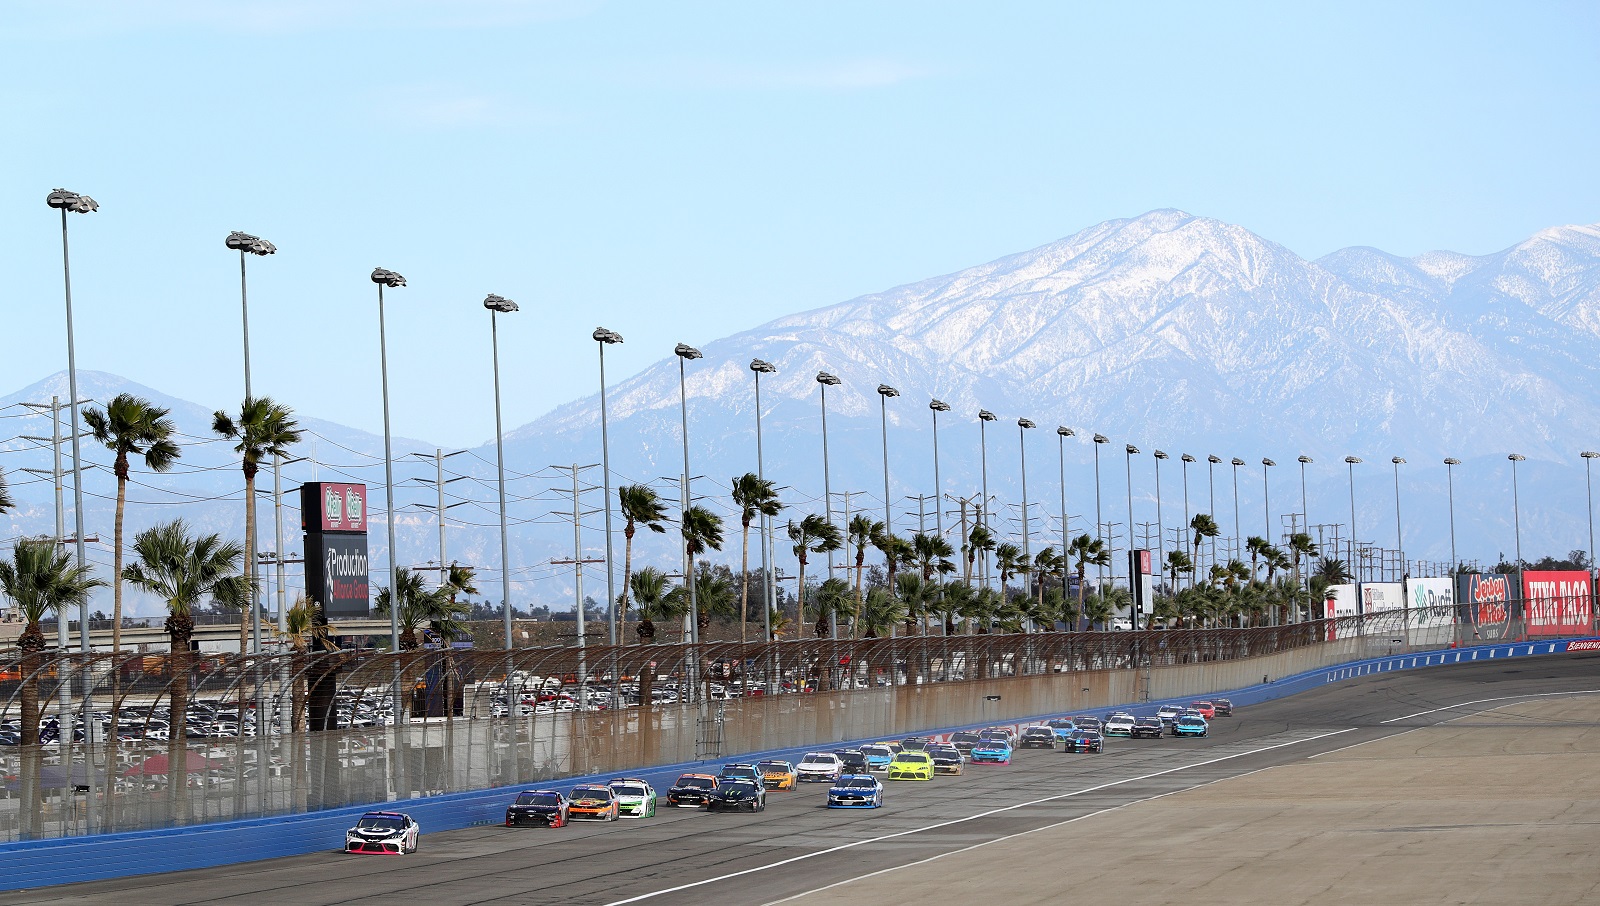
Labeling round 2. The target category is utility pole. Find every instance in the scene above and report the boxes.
[550,464,602,707]
[409,449,468,587]
[905,493,937,536]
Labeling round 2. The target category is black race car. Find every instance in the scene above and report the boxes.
[1131,717,1165,739]
[1064,729,1104,753]
[505,790,569,827]
[1212,698,1234,716]
[1019,726,1057,749]
[834,749,869,774]
[900,736,932,752]
[666,773,719,808]
[950,731,982,757]
[704,779,766,812]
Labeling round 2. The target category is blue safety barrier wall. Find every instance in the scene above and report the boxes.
[4,636,1592,891]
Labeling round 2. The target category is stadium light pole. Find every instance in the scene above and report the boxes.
[1057,427,1075,572]
[1508,453,1526,571]
[1582,452,1599,575]
[1207,455,1221,571]
[1444,457,1461,572]
[817,371,841,635]
[47,189,97,652]
[931,399,951,546]
[1153,451,1168,571]
[225,230,276,400]
[748,359,782,637]
[595,327,624,645]
[1261,458,1275,547]
[676,344,704,650]
[1344,456,1362,581]
[978,409,997,589]
[484,294,519,648]
[1297,455,1312,537]
[877,385,899,535]
[1018,419,1036,567]
[372,268,407,652]
[1392,457,1407,579]
[1230,457,1245,562]
[1094,435,1109,592]
[1124,444,1140,567]
[1180,454,1195,563]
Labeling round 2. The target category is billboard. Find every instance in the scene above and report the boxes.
[1459,574,1516,640]
[1359,582,1404,616]
[1129,549,1155,622]
[1522,571,1593,637]
[304,533,371,619]
[300,482,368,534]
[1324,583,1357,639]
[1405,577,1456,630]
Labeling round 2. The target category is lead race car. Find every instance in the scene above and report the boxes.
[704,778,767,812]
[827,774,885,808]
[346,811,419,854]
[505,790,570,827]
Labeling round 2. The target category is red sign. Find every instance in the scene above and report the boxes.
[302,482,368,533]
[1567,639,1600,651]
[1464,573,1513,625]
[1522,571,1593,637]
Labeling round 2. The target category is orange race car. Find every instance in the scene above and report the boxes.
[566,784,620,821]
[756,759,797,791]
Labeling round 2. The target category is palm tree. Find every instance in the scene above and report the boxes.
[857,587,904,639]
[618,484,670,638]
[0,468,12,513]
[1245,535,1269,581]
[1031,547,1060,611]
[847,515,881,636]
[690,563,736,628]
[962,585,1001,634]
[895,571,932,636]
[1190,512,1220,574]
[83,394,181,653]
[966,523,995,588]
[937,580,973,635]
[994,542,1022,596]
[0,537,103,837]
[212,397,301,654]
[1165,549,1194,592]
[631,567,683,644]
[731,473,783,645]
[788,514,841,633]
[1287,532,1318,586]
[681,505,725,634]
[911,532,956,582]
[1066,533,1108,614]
[374,568,436,651]
[812,578,852,638]
[121,519,248,823]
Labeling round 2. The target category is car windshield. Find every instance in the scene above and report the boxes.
[515,792,560,806]
[1025,728,1051,736]
[1180,717,1204,725]
[894,753,930,762]
[570,787,611,800]
[861,746,890,757]
[952,733,981,743]
[677,776,715,789]
[757,761,790,772]
[839,778,876,789]
[357,815,405,831]
[612,786,645,797]
[722,781,757,792]
[800,754,834,765]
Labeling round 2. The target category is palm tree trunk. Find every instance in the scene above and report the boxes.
[113,469,127,653]
[795,553,807,640]
[167,623,192,826]
[620,524,635,643]
[739,518,751,647]
[18,645,41,839]
[241,472,256,655]
[853,550,866,640]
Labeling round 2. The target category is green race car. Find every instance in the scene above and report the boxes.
[608,777,658,818]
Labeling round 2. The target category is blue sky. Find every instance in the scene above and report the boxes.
[3,1,1596,448]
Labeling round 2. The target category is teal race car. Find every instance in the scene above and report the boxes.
[1173,715,1209,738]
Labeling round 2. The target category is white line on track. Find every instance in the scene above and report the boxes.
[1379,689,1600,724]
[596,728,1354,906]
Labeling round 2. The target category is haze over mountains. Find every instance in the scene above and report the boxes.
[5,210,1599,619]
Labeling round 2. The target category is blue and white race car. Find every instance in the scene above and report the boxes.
[1173,715,1209,738]
[827,774,885,808]
[346,811,419,854]
[859,743,895,772]
[1046,718,1077,741]
[969,738,1013,764]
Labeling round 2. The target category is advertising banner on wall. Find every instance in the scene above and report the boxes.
[1358,582,1404,639]
[300,482,368,534]
[1129,549,1155,622]
[304,533,371,619]
[1522,571,1593,637]
[1406,577,1456,629]
[1324,583,1357,639]
[1458,574,1516,640]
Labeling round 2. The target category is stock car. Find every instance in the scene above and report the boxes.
[1063,729,1104,753]
[718,763,762,785]
[796,752,845,783]
[928,744,965,775]
[345,811,419,854]
[901,736,932,752]
[969,737,1013,765]
[1131,717,1165,739]
[1071,716,1103,734]
[667,773,720,807]
[567,784,620,820]
[756,760,798,791]
[505,790,570,827]
[1103,713,1136,737]
[835,749,869,774]
[1173,715,1209,738]
[1189,701,1217,719]
[1019,726,1057,749]
[1046,718,1077,741]
[1156,705,1185,727]
[828,774,885,808]
[949,731,983,758]
[981,726,1018,745]
[704,778,767,812]
[608,778,657,818]
[886,751,935,780]
[1211,698,1235,716]
[860,744,895,772]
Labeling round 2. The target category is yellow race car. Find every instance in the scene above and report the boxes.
[886,751,934,781]
[756,759,797,791]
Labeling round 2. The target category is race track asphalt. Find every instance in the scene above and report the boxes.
[7,650,1598,906]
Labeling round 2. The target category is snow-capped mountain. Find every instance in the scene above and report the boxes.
[5,210,1599,620]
